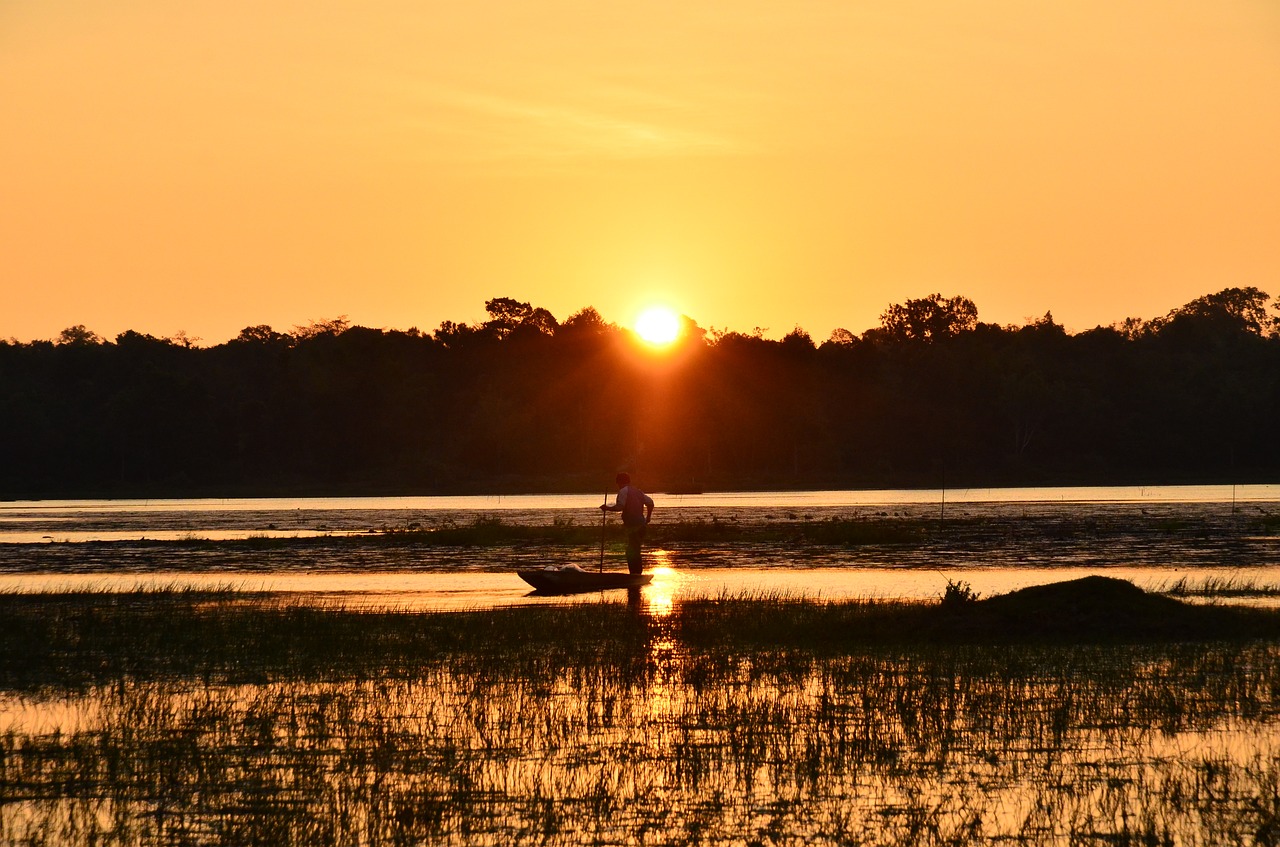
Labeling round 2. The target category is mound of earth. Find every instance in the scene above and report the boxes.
[936,575,1278,642]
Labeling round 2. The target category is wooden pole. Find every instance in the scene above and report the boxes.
[600,488,608,572]
[940,469,946,523]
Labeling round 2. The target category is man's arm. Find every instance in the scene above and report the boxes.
[601,488,628,512]
[642,492,654,523]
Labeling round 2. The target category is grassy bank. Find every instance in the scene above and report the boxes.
[3,578,1280,691]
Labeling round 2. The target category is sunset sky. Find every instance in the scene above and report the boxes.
[4,1,1279,344]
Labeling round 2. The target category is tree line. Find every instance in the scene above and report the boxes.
[2,288,1277,498]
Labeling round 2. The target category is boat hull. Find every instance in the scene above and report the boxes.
[518,569,652,594]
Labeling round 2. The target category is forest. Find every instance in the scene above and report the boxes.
[1,287,1277,498]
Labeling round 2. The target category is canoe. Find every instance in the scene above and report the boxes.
[518,567,652,594]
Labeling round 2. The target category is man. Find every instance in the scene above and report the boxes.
[600,472,655,575]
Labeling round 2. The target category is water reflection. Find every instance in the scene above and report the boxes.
[644,559,678,617]
[4,483,1277,515]
[0,488,1276,613]
[3,484,1277,542]
[3,643,1278,844]
[3,486,1278,842]
[4,562,1280,611]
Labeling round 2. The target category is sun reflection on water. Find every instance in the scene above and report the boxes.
[4,605,1280,843]
[643,553,678,618]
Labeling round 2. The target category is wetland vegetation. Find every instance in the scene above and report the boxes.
[4,581,1280,845]
[7,499,1277,576]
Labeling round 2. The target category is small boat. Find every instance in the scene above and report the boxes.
[518,565,652,595]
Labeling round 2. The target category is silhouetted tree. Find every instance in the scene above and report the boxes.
[482,297,533,338]
[1152,287,1276,338]
[559,307,611,336]
[234,325,292,346]
[433,320,489,349]
[824,327,857,347]
[780,327,816,354]
[57,325,103,346]
[870,294,979,343]
[293,316,351,339]
[2,290,1277,498]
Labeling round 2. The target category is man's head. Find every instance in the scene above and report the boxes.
[615,472,631,487]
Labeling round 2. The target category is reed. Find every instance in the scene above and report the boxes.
[4,582,1280,691]
[23,506,1275,557]
[3,586,1280,845]
[1156,574,1280,599]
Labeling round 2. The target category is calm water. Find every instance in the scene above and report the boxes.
[5,488,1280,843]
[5,483,1278,537]
[3,485,1278,608]
[4,622,1279,844]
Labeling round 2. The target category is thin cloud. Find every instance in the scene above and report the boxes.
[421,85,753,165]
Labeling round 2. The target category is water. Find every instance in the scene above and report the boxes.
[2,485,1277,608]
[4,628,1279,844]
[5,483,1278,538]
[4,489,1280,844]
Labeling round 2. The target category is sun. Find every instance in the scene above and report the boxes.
[634,306,682,346]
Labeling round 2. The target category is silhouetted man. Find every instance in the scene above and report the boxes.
[600,472,654,575]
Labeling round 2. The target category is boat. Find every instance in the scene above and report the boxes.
[518,565,653,594]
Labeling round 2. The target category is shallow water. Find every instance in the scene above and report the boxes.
[2,485,1277,609]
[5,564,1280,612]
[4,638,1279,845]
[3,484,1277,541]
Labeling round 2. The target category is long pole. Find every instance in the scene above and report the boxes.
[600,488,608,572]
[940,469,946,523]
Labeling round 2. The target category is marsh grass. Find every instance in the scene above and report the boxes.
[0,589,652,691]
[4,587,1280,845]
[11,509,1276,579]
[1158,574,1280,599]
[119,508,1264,552]
[3,581,1279,690]
[358,509,1280,549]
[365,515,931,549]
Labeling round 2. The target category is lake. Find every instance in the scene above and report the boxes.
[5,486,1280,845]
[4,593,1280,845]
[2,484,1278,608]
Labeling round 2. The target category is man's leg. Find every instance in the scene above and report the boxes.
[626,526,645,575]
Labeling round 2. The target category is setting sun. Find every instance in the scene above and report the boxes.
[634,307,682,346]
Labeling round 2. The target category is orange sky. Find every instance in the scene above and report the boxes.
[3,1,1279,344]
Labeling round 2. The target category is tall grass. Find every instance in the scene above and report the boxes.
[1156,574,1280,599]
[3,589,1280,845]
